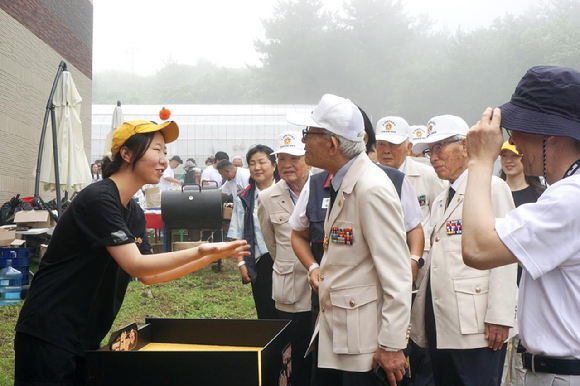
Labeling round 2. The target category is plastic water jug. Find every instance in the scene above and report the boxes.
[0,254,22,306]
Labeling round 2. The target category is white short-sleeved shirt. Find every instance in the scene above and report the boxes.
[289,172,423,233]
[158,167,175,191]
[496,174,580,359]
[221,167,251,197]
[200,165,224,188]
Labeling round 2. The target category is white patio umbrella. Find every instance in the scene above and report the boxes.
[39,71,92,192]
[104,101,125,156]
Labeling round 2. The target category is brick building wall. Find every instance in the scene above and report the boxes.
[0,0,93,202]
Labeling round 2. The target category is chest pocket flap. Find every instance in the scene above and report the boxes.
[270,212,290,225]
[330,285,378,310]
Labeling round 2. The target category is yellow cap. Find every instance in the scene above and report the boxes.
[500,141,521,156]
[111,120,179,154]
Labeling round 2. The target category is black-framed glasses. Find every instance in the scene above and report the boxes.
[302,127,327,140]
[422,138,461,157]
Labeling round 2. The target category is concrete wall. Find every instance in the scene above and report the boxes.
[0,1,93,202]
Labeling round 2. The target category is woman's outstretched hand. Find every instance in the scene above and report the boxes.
[198,240,251,261]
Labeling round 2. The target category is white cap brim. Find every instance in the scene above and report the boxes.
[411,134,456,154]
[375,134,408,144]
[271,148,306,156]
[286,112,324,129]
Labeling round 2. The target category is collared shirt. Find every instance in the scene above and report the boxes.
[398,160,406,173]
[331,157,357,192]
[286,185,300,204]
[290,160,423,232]
[289,176,311,231]
[496,173,580,359]
[450,169,468,192]
[227,182,274,261]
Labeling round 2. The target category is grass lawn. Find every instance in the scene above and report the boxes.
[0,258,255,385]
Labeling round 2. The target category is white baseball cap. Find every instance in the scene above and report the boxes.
[412,115,469,154]
[375,116,410,144]
[271,131,305,156]
[286,94,365,142]
[409,125,427,142]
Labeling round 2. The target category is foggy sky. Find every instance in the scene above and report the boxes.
[93,0,544,76]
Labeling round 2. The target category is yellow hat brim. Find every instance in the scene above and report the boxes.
[111,120,180,154]
[500,141,521,156]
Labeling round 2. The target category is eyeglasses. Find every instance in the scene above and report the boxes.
[422,138,461,157]
[302,128,327,140]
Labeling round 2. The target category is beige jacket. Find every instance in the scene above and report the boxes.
[258,180,311,313]
[311,153,412,372]
[411,173,518,349]
[403,157,448,288]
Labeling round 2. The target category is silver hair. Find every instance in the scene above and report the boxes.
[332,132,366,159]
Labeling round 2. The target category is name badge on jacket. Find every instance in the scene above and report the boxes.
[331,227,353,245]
[446,220,462,235]
[322,197,330,209]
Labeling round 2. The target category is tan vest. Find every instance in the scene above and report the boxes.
[258,180,311,313]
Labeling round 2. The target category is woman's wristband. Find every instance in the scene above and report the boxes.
[237,261,246,268]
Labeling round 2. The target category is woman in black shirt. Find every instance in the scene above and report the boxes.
[15,120,249,385]
[499,141,545,207]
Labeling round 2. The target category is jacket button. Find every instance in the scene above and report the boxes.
[338,200,342,207]
[349,300,355,307]
[475,286,481,293]
[320,274,324,281]
[321,306,325,313]
[435,237,440,242]
[279,217,283,221]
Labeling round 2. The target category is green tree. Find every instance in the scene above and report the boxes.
[254,0,336,103]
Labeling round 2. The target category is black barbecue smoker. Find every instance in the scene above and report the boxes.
[160,183,227,267]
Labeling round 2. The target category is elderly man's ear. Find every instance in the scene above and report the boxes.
[328,136,340,156]
[461,137,468,158]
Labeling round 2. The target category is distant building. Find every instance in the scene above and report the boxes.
[0,1,93,202]
[92,104,314,163]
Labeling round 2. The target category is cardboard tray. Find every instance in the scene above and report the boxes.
[14,210,55,228]
[85,318,291,386]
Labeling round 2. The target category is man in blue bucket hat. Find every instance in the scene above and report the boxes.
[462,66,580,385]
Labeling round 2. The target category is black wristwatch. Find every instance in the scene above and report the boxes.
[411,255,425,268]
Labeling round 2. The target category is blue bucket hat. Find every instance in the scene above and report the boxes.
[499,66,580,142]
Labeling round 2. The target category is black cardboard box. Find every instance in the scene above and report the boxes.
[85,318,292,386]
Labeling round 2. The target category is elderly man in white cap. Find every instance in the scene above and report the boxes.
[408,125,433,166]
[287,94,412,386]
[375,116,447,386]
[410,115,518,386]
[375,116,447,288]
[257,131,313,386]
